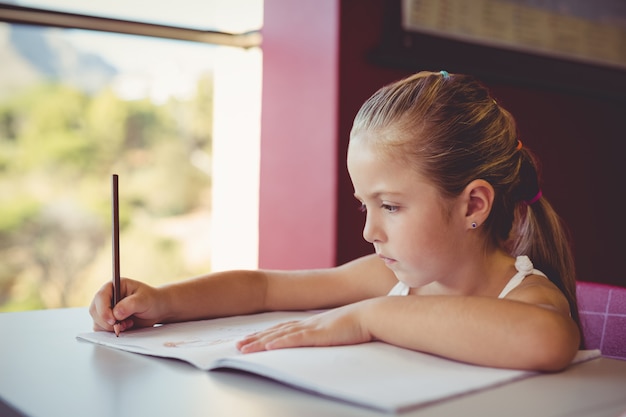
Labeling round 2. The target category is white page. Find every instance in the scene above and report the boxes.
[77,311,316,369]
[77,312,602,412]
[213,343,533,411]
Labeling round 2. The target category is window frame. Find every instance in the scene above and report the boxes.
[0,3,261,48]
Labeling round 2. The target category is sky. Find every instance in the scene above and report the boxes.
[10,0,263,102]
[10,0,263,32]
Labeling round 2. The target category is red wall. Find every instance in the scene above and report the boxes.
[259,0,340,269]
[260,0,626,286]
[489,85,625,284]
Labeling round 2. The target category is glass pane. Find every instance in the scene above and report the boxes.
[0,0,263,32]
[0,20,262,311]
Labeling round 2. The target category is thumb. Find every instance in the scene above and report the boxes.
[112,295,137,321]
[111,283,160,329]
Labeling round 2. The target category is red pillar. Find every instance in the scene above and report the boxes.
[258,0,340,269]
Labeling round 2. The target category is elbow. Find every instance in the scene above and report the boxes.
[522,318,581,372]
[532,341,579,372]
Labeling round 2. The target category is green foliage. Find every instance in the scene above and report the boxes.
[0,195,40,235]
[0,72,214,311]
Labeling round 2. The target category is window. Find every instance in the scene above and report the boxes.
[0,0,262,311]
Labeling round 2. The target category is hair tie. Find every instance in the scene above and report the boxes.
[439,70,450,79]
[516,140,523,151]
[524,189,542,205]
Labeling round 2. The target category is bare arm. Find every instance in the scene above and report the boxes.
[360,279,580,370]
[161,253,396,320]
[238,275,580,371]
[90,254,397,332]
[263,254,396,310]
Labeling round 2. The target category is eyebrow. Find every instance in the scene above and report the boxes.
[353,190,405,200]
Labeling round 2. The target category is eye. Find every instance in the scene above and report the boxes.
[382,204,399,213]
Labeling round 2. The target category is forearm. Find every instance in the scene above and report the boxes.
[154,255,392,324]
[360,296,580,371]
[158,270,269,323]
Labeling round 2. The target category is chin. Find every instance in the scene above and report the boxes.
[395,271,432,289]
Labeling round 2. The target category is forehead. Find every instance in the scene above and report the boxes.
[347,135,429,196]
[348,136,392,168]
[348,131,410,171]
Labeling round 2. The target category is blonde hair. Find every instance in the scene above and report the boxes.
[351,71,580,330]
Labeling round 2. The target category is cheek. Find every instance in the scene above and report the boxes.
[395,213,451,257]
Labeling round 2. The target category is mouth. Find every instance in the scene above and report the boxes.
[378,254,396,265]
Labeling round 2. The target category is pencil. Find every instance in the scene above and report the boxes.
[112,174,121,337]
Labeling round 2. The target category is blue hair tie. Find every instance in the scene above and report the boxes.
[439,70,450,79]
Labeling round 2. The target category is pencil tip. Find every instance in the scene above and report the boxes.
[114,323,120,337]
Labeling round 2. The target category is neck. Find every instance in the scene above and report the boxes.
[415,249,516,297]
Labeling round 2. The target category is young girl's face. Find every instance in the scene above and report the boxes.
[347,132,467,288]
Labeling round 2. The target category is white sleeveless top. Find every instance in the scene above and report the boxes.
[386,256,546,298]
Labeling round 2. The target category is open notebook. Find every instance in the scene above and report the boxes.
[77,311,600,413]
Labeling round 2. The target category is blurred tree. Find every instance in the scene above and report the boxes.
[189,73,214,151]
[0,71,214,311]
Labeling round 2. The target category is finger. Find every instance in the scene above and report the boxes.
[90,282,117,331]
[236,339,264,353]
[116,318,136,332]
[90,279,143,332]
[111,290,147,322]
[265,328,314,350]
[92,322,110,332]
[237,331,275,353]
[238,323,312,353]
[235,320,299,351]
[236,330,275,352]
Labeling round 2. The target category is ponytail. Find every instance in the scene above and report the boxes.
[509,149,581,340]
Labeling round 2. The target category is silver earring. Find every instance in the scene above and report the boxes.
[471,222,477,229]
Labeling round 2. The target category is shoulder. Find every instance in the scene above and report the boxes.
[502,274,571,316]
[501,256,571,314]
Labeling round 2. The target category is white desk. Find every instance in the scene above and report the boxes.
[1,308,625,417]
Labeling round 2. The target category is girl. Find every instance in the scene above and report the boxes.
[90,71,581,371]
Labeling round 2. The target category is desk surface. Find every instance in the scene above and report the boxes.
[1,307,625,417]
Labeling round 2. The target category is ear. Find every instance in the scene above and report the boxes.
[462,179,494,229]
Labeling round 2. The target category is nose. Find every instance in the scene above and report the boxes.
[362,212,384,244]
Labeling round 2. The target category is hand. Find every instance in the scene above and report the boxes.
[89,278,164,334]
[236,302,372,353]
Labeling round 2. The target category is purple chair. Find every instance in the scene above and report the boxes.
[577,281,626,360]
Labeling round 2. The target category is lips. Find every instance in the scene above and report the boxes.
[378,254,396,265]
